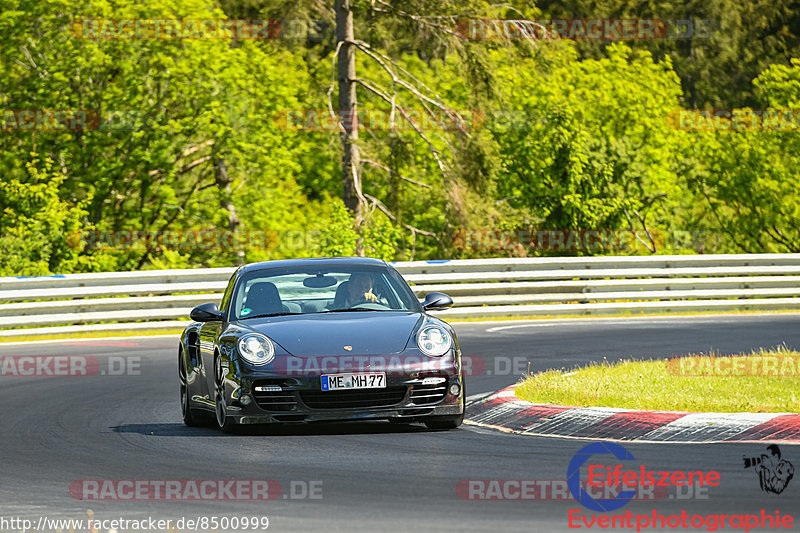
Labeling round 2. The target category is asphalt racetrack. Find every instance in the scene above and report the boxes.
[1,314,799,532]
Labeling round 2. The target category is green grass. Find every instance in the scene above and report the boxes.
[515,346,800,413]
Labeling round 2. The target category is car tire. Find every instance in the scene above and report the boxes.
[178,346,202,427]
[424,381,465,430]
[214,355,237,434]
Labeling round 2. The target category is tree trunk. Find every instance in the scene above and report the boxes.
[335,0,364,255]
[213,151,244,266]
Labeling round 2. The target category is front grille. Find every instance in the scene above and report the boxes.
[252,379,298,411]
[410,382,448,405]
[253,391,297,411]
[299,387,408,409]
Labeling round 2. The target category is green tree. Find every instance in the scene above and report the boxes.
[490,44,688,255]
[0,0,323,270]
[685,59,800,252]
[0,157,89,275]
[535,0,800,108]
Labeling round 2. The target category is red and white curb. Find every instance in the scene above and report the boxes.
[465,385,800,443]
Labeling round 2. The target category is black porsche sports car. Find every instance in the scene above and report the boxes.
[178,257,465,433]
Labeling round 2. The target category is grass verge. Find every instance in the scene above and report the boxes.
[515,346,800,413]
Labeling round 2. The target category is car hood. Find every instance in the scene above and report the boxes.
[238,311,424,356]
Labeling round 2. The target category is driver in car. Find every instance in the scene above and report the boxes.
[344,272,387,306]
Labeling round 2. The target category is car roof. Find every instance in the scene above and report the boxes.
[239,256,389,274]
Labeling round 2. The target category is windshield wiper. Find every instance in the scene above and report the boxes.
[321,307,392,313]
[239,312,301,320]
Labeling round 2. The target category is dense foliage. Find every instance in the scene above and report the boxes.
[1,0,798,274]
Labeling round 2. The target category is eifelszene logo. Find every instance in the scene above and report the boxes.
[744,445,795,495]
[567,441,721,512]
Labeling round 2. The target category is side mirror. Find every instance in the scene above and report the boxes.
[420,292,454,311]
[190,302,224,322]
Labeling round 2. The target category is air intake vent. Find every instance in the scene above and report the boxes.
[252,379,297,411]
[299,387,408,409]
[410,379,448,405]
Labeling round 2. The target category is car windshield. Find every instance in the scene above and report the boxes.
[230,265,420,320]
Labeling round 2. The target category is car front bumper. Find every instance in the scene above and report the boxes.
[217,357,465,425]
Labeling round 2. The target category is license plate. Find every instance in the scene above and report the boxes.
[321,372,386,391]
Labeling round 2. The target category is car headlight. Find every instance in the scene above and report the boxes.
[238,334,275,365]
[417,325,452,357]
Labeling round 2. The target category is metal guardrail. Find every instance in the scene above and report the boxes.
[1,254,799,337]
